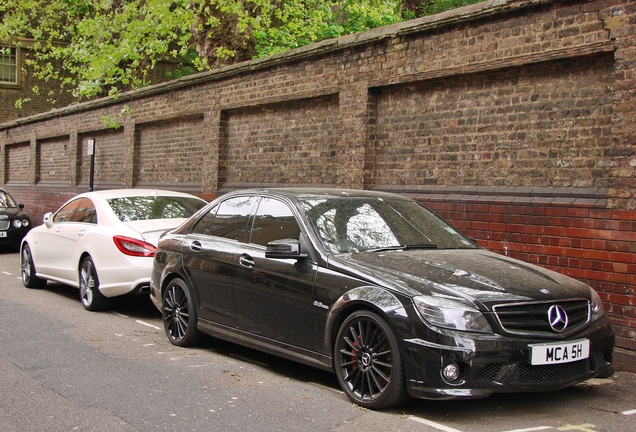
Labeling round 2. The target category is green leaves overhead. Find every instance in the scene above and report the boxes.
[0,1,478,104]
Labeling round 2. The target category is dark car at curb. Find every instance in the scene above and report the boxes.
[0,189,31,249]
[150,188,615,409]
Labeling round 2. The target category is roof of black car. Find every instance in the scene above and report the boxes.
[224,187,408,200]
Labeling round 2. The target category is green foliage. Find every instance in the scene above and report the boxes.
[102,105,132,129]
[0,0,476,106]
[419,0,481,16]
[253,1,402,58]
[14,98,31,109]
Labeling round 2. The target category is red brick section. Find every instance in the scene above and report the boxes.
[424,198,636,370]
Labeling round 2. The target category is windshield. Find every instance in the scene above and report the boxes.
[107,195,206,222]
[0,191,18,209]
[298,195,476,254]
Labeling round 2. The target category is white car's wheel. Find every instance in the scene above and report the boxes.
[79,257,109,311]
[21,244,47,289]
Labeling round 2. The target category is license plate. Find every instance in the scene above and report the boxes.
[529,339,590,365]
[0,232,6,237]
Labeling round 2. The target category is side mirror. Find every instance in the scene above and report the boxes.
[266,238,308,260]
[19,203,24,210]
[43,212,53,228]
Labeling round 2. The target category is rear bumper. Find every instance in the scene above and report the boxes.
[93,255,154,298]
[402,316,615,400]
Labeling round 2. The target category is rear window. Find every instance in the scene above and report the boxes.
[107,195,206,222]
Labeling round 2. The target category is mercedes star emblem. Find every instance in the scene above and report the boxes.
[547,305,569,332]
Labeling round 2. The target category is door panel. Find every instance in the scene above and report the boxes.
[33,198,96,283]
[183,196,256,327]
[234,197,317,350]
[234,244,317,349]
[183,235,239,326]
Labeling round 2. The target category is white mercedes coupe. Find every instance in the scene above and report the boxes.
[20,189,207,311]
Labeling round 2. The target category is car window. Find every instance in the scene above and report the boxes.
[191,196,255,240]
[107,195,206,222]
[72,198,97,223]
[249,198,301,247]
[190,205,218,235]
[53,199,81,223]
[53,198,97,224]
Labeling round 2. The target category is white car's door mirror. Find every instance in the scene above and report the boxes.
[43,212,53,228]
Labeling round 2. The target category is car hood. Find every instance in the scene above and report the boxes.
[124,218,188,246]
[330,249,592,305]
[0,207,21,217]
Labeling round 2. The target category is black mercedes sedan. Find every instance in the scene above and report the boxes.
[0,188,31,249]
[150,188,614,409]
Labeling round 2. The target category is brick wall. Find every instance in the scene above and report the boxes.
[371,55,615,188]
[4,142,31,183]
[224,95,340,186]
[78,129,127,188]
[135,115,207,187]
[0,0,634,369]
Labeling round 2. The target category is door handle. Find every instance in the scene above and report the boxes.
[190,241,202,252]
[77,230,85,237]
[238,254,254,268]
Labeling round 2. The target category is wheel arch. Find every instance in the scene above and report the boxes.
[76,251,93,279]
[78,251,92,267]
[325,286,410,358]
[159,264,200,308]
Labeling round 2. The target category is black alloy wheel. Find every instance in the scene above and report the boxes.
[162,278,200,347]
[334,310,409,409]
[20,244,47,288]
[79,256,109,311]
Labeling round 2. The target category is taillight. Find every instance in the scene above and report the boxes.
[113,235,157,257]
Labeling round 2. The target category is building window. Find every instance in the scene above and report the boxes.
[0,46,18,84]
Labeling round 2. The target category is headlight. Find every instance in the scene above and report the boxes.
[12,219,29,228]
[590,288,605,322]
[414,295,492,333]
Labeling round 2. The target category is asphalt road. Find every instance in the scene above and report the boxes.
[0,250,634,432]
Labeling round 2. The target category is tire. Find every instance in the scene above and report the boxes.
[79,256,109,311]
[162,277,201,347]
[334,310,409,409]
[20,244,47,288]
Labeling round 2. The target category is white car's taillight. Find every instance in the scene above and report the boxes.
[113,235,157,257]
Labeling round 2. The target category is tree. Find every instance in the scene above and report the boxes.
[1,0,481,108]
[0,0,402,104]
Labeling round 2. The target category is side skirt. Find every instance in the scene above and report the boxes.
[197,319,333,372]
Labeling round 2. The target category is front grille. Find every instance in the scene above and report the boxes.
[474,364,501,381]
[474,359,590,384]
[0,221,9,230]
[492,299,590,337]
[513,359,589,383]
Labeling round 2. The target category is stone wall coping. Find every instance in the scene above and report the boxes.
[0,0,552,131]
[371,185,608,198]
[214,183,609,205]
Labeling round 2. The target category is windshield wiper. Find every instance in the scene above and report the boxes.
[365,244,437,253]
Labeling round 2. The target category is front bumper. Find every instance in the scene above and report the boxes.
[0,228,30,247]
[401,316,615,400]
